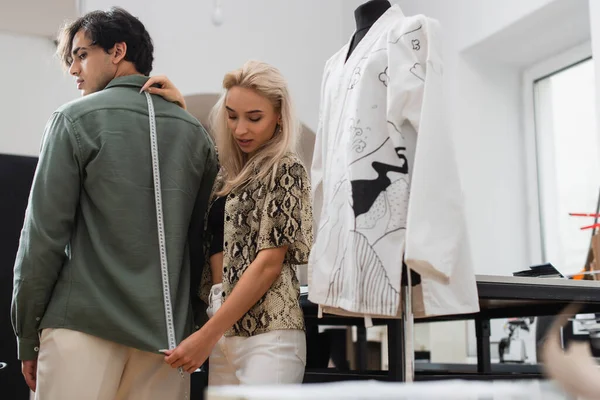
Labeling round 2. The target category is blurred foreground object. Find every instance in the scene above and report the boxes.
[541,304,600,399]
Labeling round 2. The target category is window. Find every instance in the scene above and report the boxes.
[524,42,600,276]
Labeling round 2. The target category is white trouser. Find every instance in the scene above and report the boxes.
[206,283,306,385]
[34,328,189,400]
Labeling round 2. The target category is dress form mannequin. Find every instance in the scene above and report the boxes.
[310,0,479,333]
[346,0,391,61]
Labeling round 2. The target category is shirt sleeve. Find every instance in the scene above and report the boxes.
[386,17,464,282]
[11,111,82,360]
[257,157,313,265]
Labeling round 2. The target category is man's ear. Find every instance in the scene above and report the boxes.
[111,42,128,64]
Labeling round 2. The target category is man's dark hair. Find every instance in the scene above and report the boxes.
[57,7,154,75]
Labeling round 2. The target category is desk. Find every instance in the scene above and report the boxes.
[301,275,600,382]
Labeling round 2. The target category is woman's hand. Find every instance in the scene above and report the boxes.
[163,247,287,373]
[140,75,187,110]
[163,326,221,373]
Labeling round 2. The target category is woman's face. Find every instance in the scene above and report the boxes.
[225,86,280,154]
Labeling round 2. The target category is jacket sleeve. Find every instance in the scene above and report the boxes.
[386,17,464,283]
[188,134,218,329]
[11,111,82,360]
[310,62,330,238]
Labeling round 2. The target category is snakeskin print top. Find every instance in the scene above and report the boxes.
[198,152,313,337]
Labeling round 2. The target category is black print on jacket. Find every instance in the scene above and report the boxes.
[389,24,423,44]
[349,66,362,89]
[351,148,408,218]
[410,63,425,82]
[378,67,389,87]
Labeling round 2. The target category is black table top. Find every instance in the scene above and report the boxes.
[301,274,600,322]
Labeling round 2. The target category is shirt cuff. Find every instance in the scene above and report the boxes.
[17,337,40,361]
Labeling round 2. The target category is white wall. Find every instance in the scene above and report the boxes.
[0,0,77,38]
[0,32,79,156]
[82,0,353,134]
[396,0,556,51]
[590,0,600,162]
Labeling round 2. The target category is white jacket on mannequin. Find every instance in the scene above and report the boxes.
[308,4,479,320]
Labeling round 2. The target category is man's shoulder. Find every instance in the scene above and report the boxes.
[55,90,202,131]
[54,90,131,121]
[55,92,105,121]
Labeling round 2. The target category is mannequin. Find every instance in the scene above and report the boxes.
[346,0,391,61]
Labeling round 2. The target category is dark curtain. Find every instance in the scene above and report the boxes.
[0,153,38,399]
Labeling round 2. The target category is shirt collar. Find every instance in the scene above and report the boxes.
[104,75,149,90]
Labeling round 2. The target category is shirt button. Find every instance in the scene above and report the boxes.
[34,347,39,352]
[226,216,230,221]
[36,317,40,321]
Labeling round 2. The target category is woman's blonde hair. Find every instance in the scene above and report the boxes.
[209,60,300,196]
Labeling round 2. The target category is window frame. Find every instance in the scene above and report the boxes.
[522,40,594,267]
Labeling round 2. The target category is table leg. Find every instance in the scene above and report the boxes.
[387,319,405,381]
[356,325,367,371]
[475,318,492,374]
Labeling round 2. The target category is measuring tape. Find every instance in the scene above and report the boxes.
[144,92,188,399]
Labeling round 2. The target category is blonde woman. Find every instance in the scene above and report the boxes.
[141,61,313,385]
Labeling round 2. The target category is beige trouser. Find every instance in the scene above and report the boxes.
[34,328,190,400]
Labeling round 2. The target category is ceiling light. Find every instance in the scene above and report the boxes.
[212,0,224,26]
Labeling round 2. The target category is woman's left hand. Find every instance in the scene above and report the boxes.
[163,328,220,373]
[140,75,187,110]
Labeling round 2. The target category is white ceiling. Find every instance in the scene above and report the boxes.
[0,0,78,38]
[465,0,591,68]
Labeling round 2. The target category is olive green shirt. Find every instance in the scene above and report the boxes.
[11,75,218,361]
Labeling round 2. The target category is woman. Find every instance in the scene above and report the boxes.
[141,61,313,385]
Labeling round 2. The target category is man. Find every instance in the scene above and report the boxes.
[11,7,218,399]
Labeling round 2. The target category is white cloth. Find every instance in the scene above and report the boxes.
[35,328,189,400]
[308,5,479,319]
[206,380,567,400]
[206,284,306,385]
[206,283,224,319]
